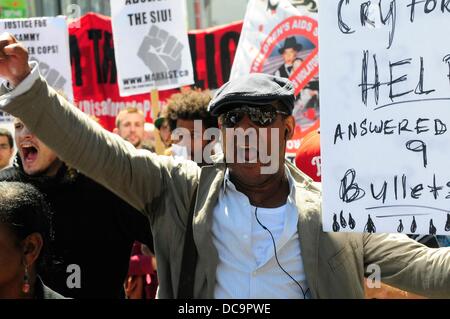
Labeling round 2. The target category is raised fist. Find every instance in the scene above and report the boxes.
[30,57,67,92]
[137,25,184,86]
[0,33,31,87]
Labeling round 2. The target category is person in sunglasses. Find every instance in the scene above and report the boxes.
[0,34,450,299]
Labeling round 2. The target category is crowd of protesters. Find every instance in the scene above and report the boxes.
[0,117,153,298]
[0,33,449,300]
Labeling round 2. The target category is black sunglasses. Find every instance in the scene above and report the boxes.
[221,105,289,128]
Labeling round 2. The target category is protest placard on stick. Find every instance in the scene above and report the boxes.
[230,0,320,157]
[320,1,450,235]
[0,16,73,101]
[111,0,194,96]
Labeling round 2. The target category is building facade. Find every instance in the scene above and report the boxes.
[30,0,111,18]
[21,0,242,30]
[6,0,312,30]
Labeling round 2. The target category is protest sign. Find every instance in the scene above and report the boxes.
[0,12,240,131]
[0,17,74,101]
[68,13,240,131]
[230,0,319,157]
[0,111,13,131]
[68,13,163,130]
[320,1,450,235]
[110,0,194,96]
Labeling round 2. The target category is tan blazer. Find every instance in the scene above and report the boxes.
[2,76,450,298]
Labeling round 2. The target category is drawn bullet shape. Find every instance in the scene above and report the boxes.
[364,214,376,233]
[429,219,437,235]
[340,210,347,228]
[410,216,417,233]
[349,213,356,230]
[332,213,340,232]
[397,219,404,233]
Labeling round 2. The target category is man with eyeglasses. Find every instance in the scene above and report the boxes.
[0,34,449,299]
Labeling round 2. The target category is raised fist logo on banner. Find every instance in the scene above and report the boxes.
[30,57,67,93]
[137,25,184,86]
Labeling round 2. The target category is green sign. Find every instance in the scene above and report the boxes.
[0,0,27,18]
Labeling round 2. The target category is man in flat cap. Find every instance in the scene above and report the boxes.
[0,34,449,299]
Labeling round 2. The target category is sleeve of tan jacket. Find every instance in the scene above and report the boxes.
[0,76,199,213]
[363,233,450,298]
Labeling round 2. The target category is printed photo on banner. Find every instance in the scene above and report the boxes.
[0,17,74,101]
[257,22,318,132]
[230,0,319,157]
[111,0,194,96]
[319,1,450,235]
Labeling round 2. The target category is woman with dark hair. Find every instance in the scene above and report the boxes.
[0,181,64,299]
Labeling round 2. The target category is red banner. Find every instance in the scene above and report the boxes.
[68,13,243,131]
[188,20,242,91]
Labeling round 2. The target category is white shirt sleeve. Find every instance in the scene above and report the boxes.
[0,61,40,108]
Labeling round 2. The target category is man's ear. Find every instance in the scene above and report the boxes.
[284,116,296,140]
[22,233,43,269]
[113,128,119,134]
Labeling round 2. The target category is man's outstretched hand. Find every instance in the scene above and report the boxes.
[0,33,31,87]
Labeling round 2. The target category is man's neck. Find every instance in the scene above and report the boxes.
[229,169,290,208]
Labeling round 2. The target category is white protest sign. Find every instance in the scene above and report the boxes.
[0,111,14,131]
[0,17,74,102]
[111,0,194,96]
[320,1,450,235]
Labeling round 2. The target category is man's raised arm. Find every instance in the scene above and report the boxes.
[364,233,450,298]
[0,33,198,213]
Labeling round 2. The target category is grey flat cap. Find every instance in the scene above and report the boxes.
[208,73,295,116]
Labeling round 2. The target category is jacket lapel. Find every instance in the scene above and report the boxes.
[288,163,321,299]
[193,161,226,298]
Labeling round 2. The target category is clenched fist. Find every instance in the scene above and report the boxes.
[0,33,31,87]
[137,25,183,86]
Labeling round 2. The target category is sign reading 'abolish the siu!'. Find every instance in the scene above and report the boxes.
[319,1,450,235]
[110,0,194,96]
